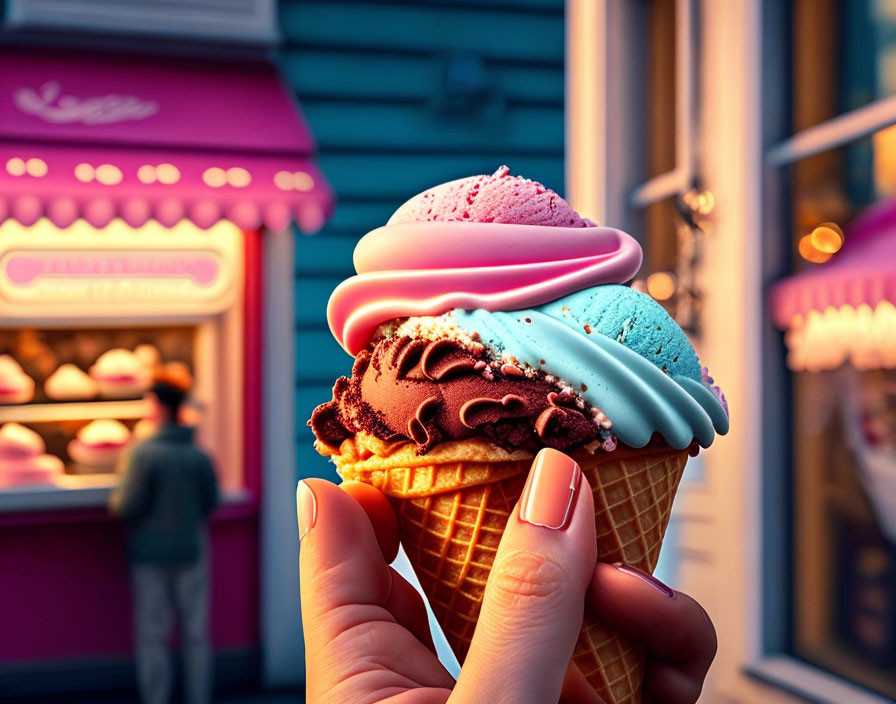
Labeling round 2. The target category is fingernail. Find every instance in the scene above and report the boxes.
[297,480,317,542]
[612,562,676,598]
[519,448,582,530]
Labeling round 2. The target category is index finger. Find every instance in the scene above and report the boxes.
[587,562,717,689]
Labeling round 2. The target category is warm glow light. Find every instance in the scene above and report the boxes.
[137,165,156,184]
[273,170,313,191]
[274,170,293,190]
[798,234,832,263]
[6,158,26,176]
[202,167,226,188]
[695,191,715,215]
[683,189,715,216]
[25,158,47,177]
[810,222,844,253]
[74,163,95,183]
[95,164,123,185]
[646,271,677,301]
[226,167,251,187]
[784,301,896,371]
[156,163,180,185]
[294,171,314,191]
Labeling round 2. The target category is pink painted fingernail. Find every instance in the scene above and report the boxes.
[519,448,582,530]
[297,480,317,542]
[613,563,676,598]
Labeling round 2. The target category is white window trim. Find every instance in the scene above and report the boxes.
[677,4,768,699]
[767,92,896,166]
[746,656,896,704]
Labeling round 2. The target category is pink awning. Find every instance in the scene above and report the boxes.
[0,48,333,233]
[771,198,896,329]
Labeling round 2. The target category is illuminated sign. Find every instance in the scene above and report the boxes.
[0,218,241,320]
[5,251,219,286]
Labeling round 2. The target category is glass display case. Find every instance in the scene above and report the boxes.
[0,217,246,511]
[0,326,195,484]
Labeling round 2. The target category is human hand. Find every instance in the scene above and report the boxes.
[298,449,716,703]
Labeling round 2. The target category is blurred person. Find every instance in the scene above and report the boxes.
[110,367,219,704]
[298,449,717,704]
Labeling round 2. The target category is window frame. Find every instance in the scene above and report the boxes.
[748,2,896,701]
[567,0,896,701]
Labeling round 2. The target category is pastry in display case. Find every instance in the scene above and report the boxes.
[0,422,63,487]
[89,349,150,399]
[134,344,161,372]
[44,364,99,401]
[67,419,131,473]
[0,355,34,405]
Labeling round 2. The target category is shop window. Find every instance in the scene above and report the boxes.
[0,326,196,481]
[765,2,896,698]
[0,217,248,508]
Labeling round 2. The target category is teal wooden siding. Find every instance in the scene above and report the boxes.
[280,0,566,483]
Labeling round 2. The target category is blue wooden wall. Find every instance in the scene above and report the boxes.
[279,0,566,482]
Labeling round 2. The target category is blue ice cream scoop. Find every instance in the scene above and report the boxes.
[538,285,702,382]
[451,285,727,450]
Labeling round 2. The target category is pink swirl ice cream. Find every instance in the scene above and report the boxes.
[327,166,642,356]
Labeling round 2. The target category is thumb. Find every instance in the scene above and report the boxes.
[298,478,453,701]
[451,449,597,704]
[298,478,393,652]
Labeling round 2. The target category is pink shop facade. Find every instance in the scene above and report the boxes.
[0,47,332,693]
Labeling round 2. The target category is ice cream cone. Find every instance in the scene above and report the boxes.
[311,167,728,703]
[326,432,688,704]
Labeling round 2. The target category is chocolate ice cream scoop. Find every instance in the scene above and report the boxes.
[310,335,610,455]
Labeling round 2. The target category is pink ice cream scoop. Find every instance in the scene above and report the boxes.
[388,165,596,227]
[327,166,642,356]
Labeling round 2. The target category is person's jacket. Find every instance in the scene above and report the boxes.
[110,423,219,564]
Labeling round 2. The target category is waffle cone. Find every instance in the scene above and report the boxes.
[326,433,688,704]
